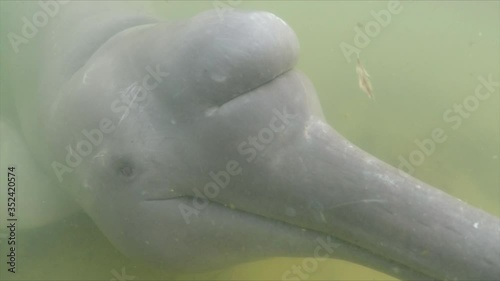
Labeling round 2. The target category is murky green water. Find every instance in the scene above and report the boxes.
[0,1,498,280]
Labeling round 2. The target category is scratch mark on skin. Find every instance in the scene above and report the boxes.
[93,151,107,165]
[327,199,387,210]
[117,94,138,128]
[117,83,141,128]
[82,72,89,85]
[319,211,326,222]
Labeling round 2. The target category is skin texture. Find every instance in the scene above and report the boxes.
[3,5,499,280]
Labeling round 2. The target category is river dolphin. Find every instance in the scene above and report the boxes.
[1,3,499,280]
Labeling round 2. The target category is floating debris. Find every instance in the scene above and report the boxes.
[356,55,375,99]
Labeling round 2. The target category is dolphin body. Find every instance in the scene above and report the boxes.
[2,3,499,280]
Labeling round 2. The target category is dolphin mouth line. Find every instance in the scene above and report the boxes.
[143,196,189,202]
[142,196,433,280]
[215,67,296,108]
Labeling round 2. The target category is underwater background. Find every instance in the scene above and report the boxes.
[0,1,498,280]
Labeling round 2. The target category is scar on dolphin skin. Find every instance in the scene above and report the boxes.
[327,199,388,210]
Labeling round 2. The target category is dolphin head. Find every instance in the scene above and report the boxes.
[45,9,500,280]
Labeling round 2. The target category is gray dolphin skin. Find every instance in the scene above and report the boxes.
[9,4,500,281]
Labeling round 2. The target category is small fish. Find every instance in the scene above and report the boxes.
[356,55,374,99]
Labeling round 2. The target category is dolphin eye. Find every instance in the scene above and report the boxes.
[113,157,136,180]
[120,165,134,177]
